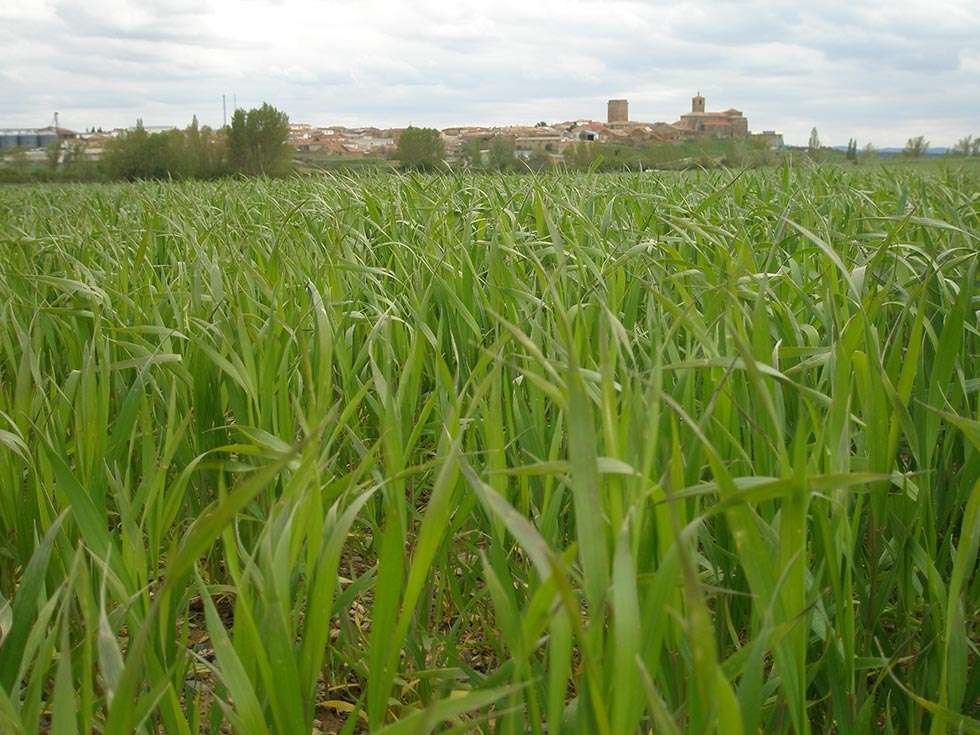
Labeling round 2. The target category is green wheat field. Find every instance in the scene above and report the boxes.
[0,164,978,734]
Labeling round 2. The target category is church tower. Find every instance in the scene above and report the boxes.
[692,92,705,113]
[608,99,629,124]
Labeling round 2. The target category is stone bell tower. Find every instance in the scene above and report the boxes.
[608,99,629,124]
[692,92,705,113]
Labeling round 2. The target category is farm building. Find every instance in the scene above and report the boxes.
[0,126,77,150]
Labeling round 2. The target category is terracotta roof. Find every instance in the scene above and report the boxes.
[680,110,743,118]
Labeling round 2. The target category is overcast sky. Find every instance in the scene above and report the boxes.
[3,0,979,146]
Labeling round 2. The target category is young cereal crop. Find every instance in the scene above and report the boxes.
[0,163,977,733]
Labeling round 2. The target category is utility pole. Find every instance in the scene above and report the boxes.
[222,95,227,128]
[53,111,59,130]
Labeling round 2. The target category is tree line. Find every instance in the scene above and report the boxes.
[952,134,980,156]
[7,115,980,184]
[809,127,980,160]
[403,125,980,174]
[103,103,292,180]
[396,126,781,173]
[1,103,292,183]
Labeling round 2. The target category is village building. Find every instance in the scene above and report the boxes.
[751,130,785,149]
[10,91,779,168]
[673,93,749,138]
[597,93,781,146]
[0,126,76,150]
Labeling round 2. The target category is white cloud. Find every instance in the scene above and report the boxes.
[1,0,978,145]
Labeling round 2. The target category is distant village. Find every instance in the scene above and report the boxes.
[288,95,783,163]
[1,94,783,166]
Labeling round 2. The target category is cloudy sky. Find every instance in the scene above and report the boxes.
[2,0,979,146]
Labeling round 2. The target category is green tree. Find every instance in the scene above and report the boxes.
[461,138,483,168]
[846,138,858,162]
[487,135,516,171]
[61,139,86,170]
[861,142,878,160]
[183,115,203,177]
[102,117,228,181]
[103,120,152,180]
[807,127,821,158]
[181,116,226,179]
[723,139,746,167]
[567,141,600,170]
[197,124,226,178]
[952,135,974,156]
[227,103,292,177]
[525,149,552,171]
[903,135,929,157]
[7,146,29,173]
[46,138,63,170]
[396,126,445,171]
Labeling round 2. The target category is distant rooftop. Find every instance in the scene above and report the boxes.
[679,109,743,118]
